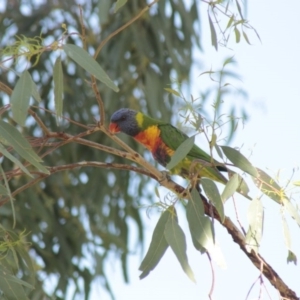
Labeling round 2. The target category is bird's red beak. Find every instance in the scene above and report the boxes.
[109,122,120,134]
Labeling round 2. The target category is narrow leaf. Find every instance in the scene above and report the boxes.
[164,212,196,282]
[63,44,119,92]
[283,198,300,227]
[139,210,170,279]
[242,31,251,45]
[208,12,218,50]
[164,87,181,97]
[114,0,127,13]
[0,143,32,177]
[167,136,195,170]
[29,75,41,102]
[0,121,49,174]
[287,250,297,264]
[53,56,64,124]
[0,183,8,195]
[253,168,284,203]
[282,215,292,250]
[234,27,241,43]
[221,173,239,202]
[221,146,258,177]
[245,198,264,253]
[10,71,32,126]
[201,178,224,222]
[235,0,244,19]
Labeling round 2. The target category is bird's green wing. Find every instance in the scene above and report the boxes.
[158,123,214,163]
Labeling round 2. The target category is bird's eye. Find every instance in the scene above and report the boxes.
[121,116,126,121]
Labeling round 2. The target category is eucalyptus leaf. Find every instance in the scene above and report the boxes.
[63,44,119,92]
[208,12,218,50]
[245,198,264,253]
[10,71,32,126]
[53,56,64,124]
[0,121,49,174]
[167,136,195,170]
[139,209,170,279]
[114,0,127,13]
[164,211,196,282]
[221,145,258,177]
[253,168,283,203]
[201,178,225,222]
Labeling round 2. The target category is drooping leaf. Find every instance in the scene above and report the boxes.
[187,189,226,267]
[29,75,41,102]
[287,250,297,264]
[139,209,170,279]
[234,27,241,43]
[0,183,8,195]
[164,209,196,282]
[0,143,32,177]
[245,198,264,253]
[167,136,195,170]
[221,173,240,202]
[0,121,49,174]
[283,198,300,227]
[114,0,127,13]
[10,70,32,126]
[221,145,258,177]
[253,168,284,203]
[63,44,119,92]
[53,56,64,124]
[208,12,218,50]
[201,178,225,222]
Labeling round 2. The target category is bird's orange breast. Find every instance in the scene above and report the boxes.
[134,125,161,152]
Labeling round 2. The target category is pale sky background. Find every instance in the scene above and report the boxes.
[89,1,300,299]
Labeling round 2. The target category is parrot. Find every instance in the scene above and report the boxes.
[109,108,228,184]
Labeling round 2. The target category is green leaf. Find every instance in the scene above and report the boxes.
[282,215,292,250]
[0,121,49,174]
[221,173,239,202]
[235,0,244,19]
[164,210,196,283]
[114,0,127,13]
[287,250,297,264]
[242,31,251,45]
[0,183,8,195]
[10,71,32,126]
[283,198,300,227]
[0,263,32,300]
[253,168,283,203]
[234,27,241,43]
[187,189,226,267]
[0,143,32,177]
[63,44,119,92]
[208,12,218,51]
[201,178,224,222]
[164,88,181,97]
[53,56,64,124]
[166,136,195,170]
[29,75,41,102]
[187,188,214,251]
[245,198,264,253]
[139,209,170,279]
[221,146,258,177]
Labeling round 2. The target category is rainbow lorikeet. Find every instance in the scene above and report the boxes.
[109,108,228,183]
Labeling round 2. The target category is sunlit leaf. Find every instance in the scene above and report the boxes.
[164,210,196,282]
[114,0,127,13]
[53,56,64,125]
[10,70,32,126]
[164,87,181,97]
[283,198,300,227]
[201,178,224,222]
[63,44,119,92]
[0,121,49,174]
[245,198,264,253]
[167,136,195,170]
[139,209,170,279]
[221,146,258,177]
[253,168,284,203]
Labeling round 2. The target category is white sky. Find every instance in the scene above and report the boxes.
[91,0,300,299]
